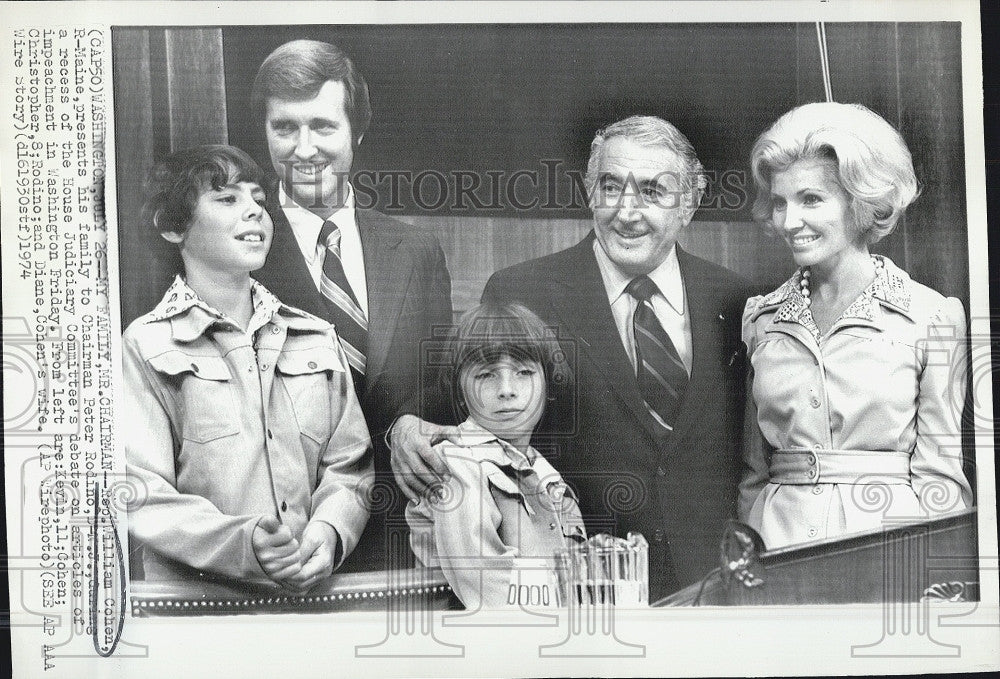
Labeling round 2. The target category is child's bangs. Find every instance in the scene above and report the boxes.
[191,152,265,194]
[459,340,543,370]
[456,314,546,369]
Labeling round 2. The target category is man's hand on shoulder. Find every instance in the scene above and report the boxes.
[389,414,462,502]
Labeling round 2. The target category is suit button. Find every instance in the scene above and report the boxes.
[810,396,821,408]
[549,522,557,530]
[812,486,823,495]
[653,529,665,543]
[307,361,318,369]
[190,363,199,373]
[281,501,288,512]
[807,527,817,538]
[267,429,273,440]
[656,466,666,477]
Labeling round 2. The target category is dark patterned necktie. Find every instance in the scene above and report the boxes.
[318,220,367,389]
[625,275,688,431]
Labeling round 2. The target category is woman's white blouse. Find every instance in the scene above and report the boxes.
[738,256,973,550]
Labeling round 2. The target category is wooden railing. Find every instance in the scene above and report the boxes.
[130,568,457,617]
[656,509,979,607]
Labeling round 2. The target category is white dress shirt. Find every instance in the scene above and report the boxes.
[280,182,370,318]
[592,239,692,376]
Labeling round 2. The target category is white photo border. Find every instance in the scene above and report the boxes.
[3,1,996,678]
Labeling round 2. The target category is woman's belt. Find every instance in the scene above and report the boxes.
[768,448,911,485]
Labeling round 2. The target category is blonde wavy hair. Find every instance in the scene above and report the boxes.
[750,102,919,244]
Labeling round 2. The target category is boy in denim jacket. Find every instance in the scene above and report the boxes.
[122,145,372,590]
[406,302,586,608]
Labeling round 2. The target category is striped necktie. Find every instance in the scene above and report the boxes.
[318,220,368,386]
[626,275,688,431]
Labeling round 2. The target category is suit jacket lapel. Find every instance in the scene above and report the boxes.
[261,201,409,390]
[550,235,670,447]
[669,246,722,446]
[358,209,408,383]
[258,197,328,319]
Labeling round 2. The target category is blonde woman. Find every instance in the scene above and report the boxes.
[739,102,972,549]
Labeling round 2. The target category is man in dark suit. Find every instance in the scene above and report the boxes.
[251,40,453,571]
[392,116,748,599]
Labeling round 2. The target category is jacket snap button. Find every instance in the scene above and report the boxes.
[308,361,318,369]
[260,363,268,371]
[808,469,816,479]
[812,486,823,495]
[808,528,817,537]
[807,454,815,464]
[270,326,280,334]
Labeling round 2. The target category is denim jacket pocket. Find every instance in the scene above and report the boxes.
[487,472,534,516]
[146,351,238,444]
[276,346,342,445]
[276,345,346,376]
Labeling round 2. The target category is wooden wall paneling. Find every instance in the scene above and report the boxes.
[794,23,827,109]
[493,217,590,271]
[822,24,911,276]
[112,29,154,576]
[792,22,968,303]
[112,28,181,329]
[679,221,794,293]
[221,24,806,222]
[407,215,790,314]
[112,28,151,327]
[117,24,967,323]
[164,28,228,151]
[896,23,967,302]
[407,215,592,314]
[114,28,231,326]
[426,215,496,315]
[894,23,973,487]
[824,23,902,119]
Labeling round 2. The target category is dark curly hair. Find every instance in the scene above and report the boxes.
[142,144,269,237]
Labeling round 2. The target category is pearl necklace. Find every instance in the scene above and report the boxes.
[799,255,884,308]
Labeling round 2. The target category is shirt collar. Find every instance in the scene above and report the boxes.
[593,239,685,314]
[279,182,357,252]
[245,279,286,336]
[452,419,558,477]
[757,255,914,331]
[144,275,330,342]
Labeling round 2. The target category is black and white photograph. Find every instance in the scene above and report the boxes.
[2,1,997,677]
[114,19,979,604]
